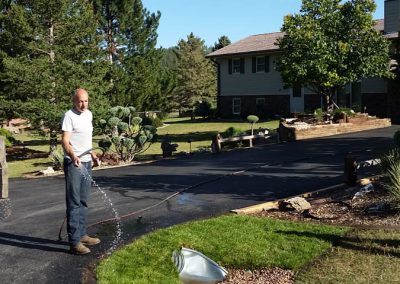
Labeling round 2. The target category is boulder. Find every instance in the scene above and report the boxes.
[280,197,311,212]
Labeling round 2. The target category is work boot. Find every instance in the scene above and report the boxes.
[81,235,101,246]
[70,242,90,255]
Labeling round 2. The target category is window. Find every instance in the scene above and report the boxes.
[229,58,244,74]
[232,58,241,74]
[292,83,302,97]
[256,57,265,72]
[256,98,265,105]
[232,98,241,114]
[252,56,270,73]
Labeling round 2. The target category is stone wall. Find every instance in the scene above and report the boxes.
[278,116,391,141]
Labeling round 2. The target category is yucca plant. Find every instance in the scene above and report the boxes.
[380,148,400,209]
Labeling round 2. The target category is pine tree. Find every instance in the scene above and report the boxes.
[123,0,162,111]
[92,0,162,110]
[175,33,217,113]
[0,0,108,150]
[212,35,231,52]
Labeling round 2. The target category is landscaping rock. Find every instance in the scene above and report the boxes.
[280,197,311,212]
[39,167,55,175]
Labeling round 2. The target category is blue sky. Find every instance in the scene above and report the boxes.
[142,0,385,48]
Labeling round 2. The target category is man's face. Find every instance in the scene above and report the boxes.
[73,90,89,113]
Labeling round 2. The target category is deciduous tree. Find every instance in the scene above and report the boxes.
[276,0,392,113]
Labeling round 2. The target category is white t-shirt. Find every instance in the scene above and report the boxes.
[61,108,93,162]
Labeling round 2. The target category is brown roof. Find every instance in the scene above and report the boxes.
[207,32,283,57]
[208,19,386,58]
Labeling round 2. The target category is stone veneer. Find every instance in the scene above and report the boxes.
[278,115,391,141]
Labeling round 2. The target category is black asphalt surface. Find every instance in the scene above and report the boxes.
[1,125,399,283]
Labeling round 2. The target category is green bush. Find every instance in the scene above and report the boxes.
[313,108,325,122]
[0,128,16,147]
[195,100,212,118]
[49,148,64,170]
[142,116,164,128]
[380,148,400,210]
[97,106,157,162]
[224,126,244,137]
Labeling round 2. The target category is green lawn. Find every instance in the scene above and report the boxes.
[96,215,349,284]
[6,118,279,177]
[136,117,278,158]
[296,228,400,283]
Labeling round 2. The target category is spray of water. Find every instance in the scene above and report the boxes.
[80,165,122,255]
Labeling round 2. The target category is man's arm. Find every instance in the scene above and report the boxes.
[62,131,80,166]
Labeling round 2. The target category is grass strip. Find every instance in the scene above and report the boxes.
[96,214,348,284]
[296,228,400,283]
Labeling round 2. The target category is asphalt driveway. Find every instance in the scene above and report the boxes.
[0,125,398,283]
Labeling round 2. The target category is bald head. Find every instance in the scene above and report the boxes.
[73,88,89,113]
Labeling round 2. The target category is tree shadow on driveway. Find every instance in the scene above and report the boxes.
[0,232,69,253]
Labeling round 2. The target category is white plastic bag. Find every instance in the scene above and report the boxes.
[172,247,228,284]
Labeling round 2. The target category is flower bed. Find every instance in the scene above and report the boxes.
[278,114,391,141]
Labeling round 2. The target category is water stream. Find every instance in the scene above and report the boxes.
[80,166,122,255]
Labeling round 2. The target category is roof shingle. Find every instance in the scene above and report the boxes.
[208,19,386,58]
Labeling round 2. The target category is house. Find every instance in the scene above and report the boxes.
[207,0,400,122]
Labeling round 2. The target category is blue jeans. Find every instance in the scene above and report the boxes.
[64,159,92,246]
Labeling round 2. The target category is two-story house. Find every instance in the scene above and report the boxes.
[207,0,400,122]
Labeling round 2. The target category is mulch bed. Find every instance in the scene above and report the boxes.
[219,180,400,284]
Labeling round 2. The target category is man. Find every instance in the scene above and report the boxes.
[61,88,101,255]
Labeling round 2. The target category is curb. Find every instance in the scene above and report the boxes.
[231,182,350,215]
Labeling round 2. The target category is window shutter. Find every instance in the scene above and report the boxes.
[265,56,270,72]
[240,58,245,74]
[228,59,232,74]
[252,57,256,73]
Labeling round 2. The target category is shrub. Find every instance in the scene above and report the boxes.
[195,101,212,119]
[247,115,259,135]
[224,126,244,138]
[0,128,16,147]
[313,108,325,122]
[49,148,64,170]
[142,116,164,128]
[380,148,400,210]
[97,106,157,162]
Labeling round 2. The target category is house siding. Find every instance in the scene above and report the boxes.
[362,93,388,118]
[361,77,387,94]
[218,53,289,96]
[304,94,321,112]
[385,0,400,33]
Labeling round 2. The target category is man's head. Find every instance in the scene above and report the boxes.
[73,88,89,113]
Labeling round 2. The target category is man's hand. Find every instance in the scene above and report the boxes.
[73,157,81,167]
[93,156,101,167]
